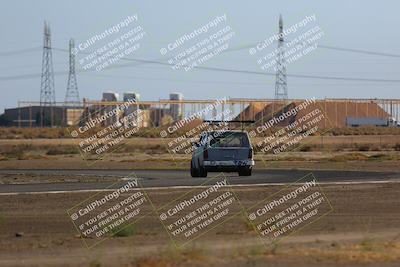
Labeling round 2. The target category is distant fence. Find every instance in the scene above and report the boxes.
[14,98,400,128]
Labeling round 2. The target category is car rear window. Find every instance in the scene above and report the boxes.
[209,132,250,147]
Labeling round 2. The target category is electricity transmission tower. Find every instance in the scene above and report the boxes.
[274,15,288,100]
[65,39,80,105]
[40,21,56,106]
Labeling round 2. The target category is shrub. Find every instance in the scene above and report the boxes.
[394,143,400,151]
[368,154,390,161]
[110,224,137,237]
[330,153,369,162]
[46,146,79,155]
[357,144,370,151]
[2,145,32,159]
[299,145,312,152]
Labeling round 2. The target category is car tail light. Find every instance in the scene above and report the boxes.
[203,149,209,160]
[248,148,253,159]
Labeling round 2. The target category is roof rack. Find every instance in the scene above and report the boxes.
[203,120,255,131]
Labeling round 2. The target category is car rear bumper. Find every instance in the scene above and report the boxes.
[204,160,255,167]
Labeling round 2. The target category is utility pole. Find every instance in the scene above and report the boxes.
[40,21,56,106]
[274,15,288,100]
[40,21,56,127]
[65,39,80,106]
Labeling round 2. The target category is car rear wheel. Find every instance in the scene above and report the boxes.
[198,160,208,177]
[238,167,252,176]
[199,167,208,177]
[190,160,199,177]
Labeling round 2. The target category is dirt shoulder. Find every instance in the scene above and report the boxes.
[0,183,399,267]
[1,154,399,173]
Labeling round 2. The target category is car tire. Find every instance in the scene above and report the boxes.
[190,160,199,177]
[238,167,252,176]
[199,167,208,177]
[197,160,208,177]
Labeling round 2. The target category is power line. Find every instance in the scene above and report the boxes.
[243,41,400,58]
[1,44,400,84]
[2,54,400,84]
[78,52,400,83]
[21,41,400,61]
[1,41,399,59]
[318,45,400,58]
[79,72,400,86]
[80,72,274,86]
[2,55,400,84]
[0,47,41,57]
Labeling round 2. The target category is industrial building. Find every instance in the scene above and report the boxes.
[2,20,399,130]
[169,92,184,121]
[2,97,399,129]
[0,105,83,127]
[236,99,397,129]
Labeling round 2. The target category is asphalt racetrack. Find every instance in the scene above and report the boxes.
[0,169,399,194]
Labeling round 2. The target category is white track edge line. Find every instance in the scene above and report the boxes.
[0,179,399,196]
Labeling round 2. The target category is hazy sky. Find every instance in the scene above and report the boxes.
[1,0,399,112]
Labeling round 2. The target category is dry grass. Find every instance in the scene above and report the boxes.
[289,241,400,263]
[130,241,400,266]
[327,153,400,162]
[1,126,400,140]
[329,126,400,136]
[0,127,70,139]
[1,184,399,266]
[46,146,79,155]
[1,135,400,154]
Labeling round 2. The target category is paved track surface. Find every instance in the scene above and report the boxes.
[0,169,399,194]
